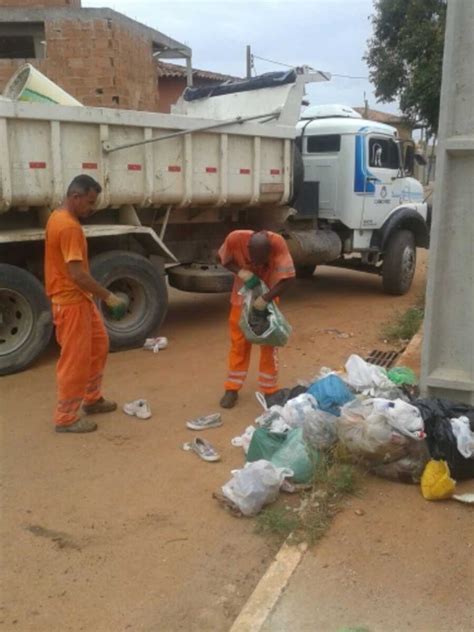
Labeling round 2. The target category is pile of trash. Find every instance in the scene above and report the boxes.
[218,354,474,516]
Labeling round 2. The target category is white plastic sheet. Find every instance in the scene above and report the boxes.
[344,354,397,397]
[450,416,474,458]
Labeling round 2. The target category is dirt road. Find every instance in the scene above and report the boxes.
[1,258,428,631]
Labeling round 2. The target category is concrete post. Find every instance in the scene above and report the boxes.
[420,0,474,404]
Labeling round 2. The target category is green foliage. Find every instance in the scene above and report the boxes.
[255,507,299,539]
[382,306,424,343]
[365,0,447,133]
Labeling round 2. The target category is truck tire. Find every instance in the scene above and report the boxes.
[295,264,317,279]
[90,251,168,350]
[382,230,416,295]
[0,264,53,376]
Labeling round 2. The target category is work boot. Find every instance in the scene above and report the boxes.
[83,397,117,415]
[220,390,238,409]
[55,418,98,434]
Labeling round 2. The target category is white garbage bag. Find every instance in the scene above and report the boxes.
[450,416,474,458]
[371,398,425,440]
[254,392,319,433]
[302,408,339,450]
[221,460,292,516]
[231,425,256,454]
[344,354,397,397]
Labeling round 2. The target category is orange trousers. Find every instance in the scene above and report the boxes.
[53,300,109,426]
[224,305,279,395]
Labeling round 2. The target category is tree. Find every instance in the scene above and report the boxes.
[365,0,446,134]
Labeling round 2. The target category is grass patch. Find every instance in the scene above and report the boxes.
[256,451,363,546]
[382,306,424,343]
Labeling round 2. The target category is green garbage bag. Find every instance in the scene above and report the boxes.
[246,428,287,462]
[271,427,315,484]
[239,282,292,347]
[387,366,418,386]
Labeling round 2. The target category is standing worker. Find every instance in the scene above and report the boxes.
[45,175,126,433]
[218,230,295,409]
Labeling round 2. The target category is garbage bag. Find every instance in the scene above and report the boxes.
[239,282,292,347]
[450,417,474,458]
[337,399,409,463]
[387,366,418,386]
[307,374,354,416]
[254,392,318,433]
[302,408,339,450]
[221,460,292,516]
[271,427,315,484]
[414,398,474,480]
[371,441,430,483]
[345,354,398,397]
[231,425,256,454]
[371,398,425,440]
[421,459,456,500]
[246,428,287,462]
[264,385,307,408]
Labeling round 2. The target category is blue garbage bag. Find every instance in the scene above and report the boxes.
[307,374,354,417]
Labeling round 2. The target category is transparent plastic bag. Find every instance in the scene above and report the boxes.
[302,408,339,450]
[371,398,425,440]
[450,416,474,458]
[221,460,292,516]
[345,354,397,397]
[239,282,292,347]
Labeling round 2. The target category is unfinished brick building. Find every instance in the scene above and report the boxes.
[0,0,191,111]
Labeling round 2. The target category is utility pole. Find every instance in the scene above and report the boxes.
[246,45,252,78]
[421,0,474,404]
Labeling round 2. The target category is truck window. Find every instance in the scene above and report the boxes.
[307,135,341,153]
[369,137,399,169]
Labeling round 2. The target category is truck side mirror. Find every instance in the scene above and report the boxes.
[403,142,415,176]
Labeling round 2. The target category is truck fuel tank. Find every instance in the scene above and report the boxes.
[285,229,341,267]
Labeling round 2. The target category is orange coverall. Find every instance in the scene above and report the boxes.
[45,210,109,426]
[218,230,295,394]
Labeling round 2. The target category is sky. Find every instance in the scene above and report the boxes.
[83,0,399,114]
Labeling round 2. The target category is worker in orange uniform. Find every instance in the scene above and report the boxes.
[45,175,126,433]
[218,230,295,409]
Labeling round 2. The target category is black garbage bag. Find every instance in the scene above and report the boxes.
[265,385,308,408]
[414,398,474,480]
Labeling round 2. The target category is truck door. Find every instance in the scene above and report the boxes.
[360,135,400,229]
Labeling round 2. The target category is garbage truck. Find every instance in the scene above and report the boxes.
[0,65,429,375]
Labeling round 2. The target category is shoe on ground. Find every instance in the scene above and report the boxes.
[55,418,98,433]
[83,397,117,415]
[186,413,222,431]
[183,438,220,462]
[220,390,238,409]
[123,399,152,420]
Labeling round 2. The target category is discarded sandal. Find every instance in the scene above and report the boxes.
[123,399,152,420]
[186,413,222,431]
[183,438,220,462]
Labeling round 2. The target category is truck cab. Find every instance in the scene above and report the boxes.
[293,105,429,294]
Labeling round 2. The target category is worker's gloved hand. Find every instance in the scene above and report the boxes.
[253,295,269,311]
[238,269,260,289]
[105,292,127,320]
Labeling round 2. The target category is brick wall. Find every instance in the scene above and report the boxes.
[0,10,160,111]
[0,1,81,7]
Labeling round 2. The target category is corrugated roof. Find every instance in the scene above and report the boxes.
[156,61,239,82]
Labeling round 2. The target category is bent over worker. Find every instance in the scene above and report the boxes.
[218,230,295,409]
[45,175,126,433]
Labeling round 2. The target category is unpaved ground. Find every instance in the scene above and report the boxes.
[1,256,429,632]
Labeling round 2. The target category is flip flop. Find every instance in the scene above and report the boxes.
[183,438,220,462]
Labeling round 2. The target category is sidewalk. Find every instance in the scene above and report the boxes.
[237,331,474,632]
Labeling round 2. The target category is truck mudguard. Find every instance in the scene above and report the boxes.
[371,207,430,251]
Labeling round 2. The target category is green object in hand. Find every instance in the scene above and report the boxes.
[244,274,260,289]
[107,303,127,321]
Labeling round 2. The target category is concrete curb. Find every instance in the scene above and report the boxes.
[229,540,307,632]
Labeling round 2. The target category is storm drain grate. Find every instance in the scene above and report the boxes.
[365,349,401,369]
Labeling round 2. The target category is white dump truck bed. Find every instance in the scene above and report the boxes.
[0,69,328,213]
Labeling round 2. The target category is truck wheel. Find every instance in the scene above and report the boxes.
[295,264,317,279]
[90,251,168,350]
[382,230,416,295]
[0,264,53,375]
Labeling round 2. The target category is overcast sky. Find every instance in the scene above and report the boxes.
[83,0,398,114]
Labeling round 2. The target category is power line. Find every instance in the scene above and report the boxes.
[251,53,368,80]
